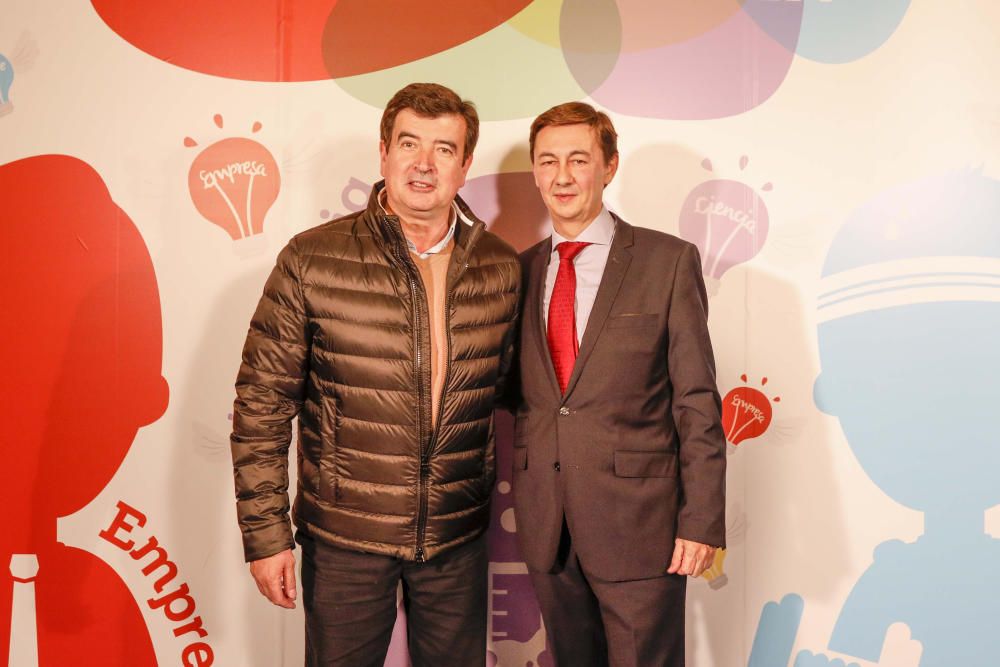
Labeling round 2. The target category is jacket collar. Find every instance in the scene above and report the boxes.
[364,180,486,274]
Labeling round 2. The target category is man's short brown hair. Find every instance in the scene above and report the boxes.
[529,102,618,163]
[380,83,479,161]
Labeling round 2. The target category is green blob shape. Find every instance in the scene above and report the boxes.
[334,23,586,121]
[508,0,563,48]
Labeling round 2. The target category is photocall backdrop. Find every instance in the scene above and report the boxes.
[2,1,999,666]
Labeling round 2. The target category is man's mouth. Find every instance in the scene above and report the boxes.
[409,180,435,191]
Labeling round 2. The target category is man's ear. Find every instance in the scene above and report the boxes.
[460,153,473,183]
[379,141,388,178]
[604,153,619,187]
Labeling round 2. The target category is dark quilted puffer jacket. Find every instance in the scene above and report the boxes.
[231,181,520,562]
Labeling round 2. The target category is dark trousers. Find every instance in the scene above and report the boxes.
[298,531,488,667]
[530,525,687,667]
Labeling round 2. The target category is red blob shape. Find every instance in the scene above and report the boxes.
[1,154,164,663]
[322,0,533,77]
[2,545,157,665]
[722,386,774,445]
[91,0,335,81]
[92,0,531,81]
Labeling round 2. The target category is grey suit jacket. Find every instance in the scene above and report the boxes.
[512,217,726,582]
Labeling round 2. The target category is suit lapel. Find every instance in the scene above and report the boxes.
[564,218,634,399]
[525,238,561,397]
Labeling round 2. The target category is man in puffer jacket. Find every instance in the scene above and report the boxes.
[229,82,520,667]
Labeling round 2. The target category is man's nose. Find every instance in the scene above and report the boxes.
[414,148,435,172]
[555,161,573,185]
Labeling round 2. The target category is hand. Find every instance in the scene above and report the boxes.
[249,549,297,609]
[666,538,716,577]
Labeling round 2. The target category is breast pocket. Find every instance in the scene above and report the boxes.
[604,313,659,357]
[607,313,657,329]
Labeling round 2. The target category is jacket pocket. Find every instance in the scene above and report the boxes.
[513,445,528,471]
[614,450,676,478]
[513,415,528,470]
[317,396,338,504]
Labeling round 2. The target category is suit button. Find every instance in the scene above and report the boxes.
[559,407,570,416]
[553,462,561,471]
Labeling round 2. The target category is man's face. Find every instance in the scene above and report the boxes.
[532,123,618,229]
[379,108,472,224]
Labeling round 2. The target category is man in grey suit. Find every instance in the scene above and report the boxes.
[511,102,727,666]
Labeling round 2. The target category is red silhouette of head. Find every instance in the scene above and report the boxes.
[0,155,168,553]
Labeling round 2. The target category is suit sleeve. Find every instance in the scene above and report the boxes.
[230,238,310,562]
[666,242,727,548]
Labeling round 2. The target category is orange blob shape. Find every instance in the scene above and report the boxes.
[322,0,532,77]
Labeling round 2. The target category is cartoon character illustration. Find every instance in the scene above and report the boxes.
[750,169,1000,666]
[1,155,167,664]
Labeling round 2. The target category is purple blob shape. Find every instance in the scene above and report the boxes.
[573,1,801,119]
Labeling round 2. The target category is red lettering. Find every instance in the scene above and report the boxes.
[174,615,208,640]
[106,501,213,662]
[181,641,214,666]
[130,536,179,593]
[148,582,195,622]
[98,501,147,550]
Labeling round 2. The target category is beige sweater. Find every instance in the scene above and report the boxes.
[410,238,453,427]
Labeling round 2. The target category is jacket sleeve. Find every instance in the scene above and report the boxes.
[230,238,310,562]
[666,242,727,548]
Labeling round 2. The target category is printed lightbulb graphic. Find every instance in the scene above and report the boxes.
[700,548,728,590]
[185,114,280,241]
[0,54,13,117]
[700,511,746,591]
[722,375,780,446]
[678,157,772,296]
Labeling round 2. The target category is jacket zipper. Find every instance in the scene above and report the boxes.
[415,224,483,560]
[393,217,484,563]
[404,261,431,563]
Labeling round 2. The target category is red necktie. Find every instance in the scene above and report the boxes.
[547,241,591,394]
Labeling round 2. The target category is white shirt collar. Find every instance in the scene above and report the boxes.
[378,188,462,258]
[550,206,616,252]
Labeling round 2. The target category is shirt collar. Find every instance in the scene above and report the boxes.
[550,206,616,252]
[378,188,461,258]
